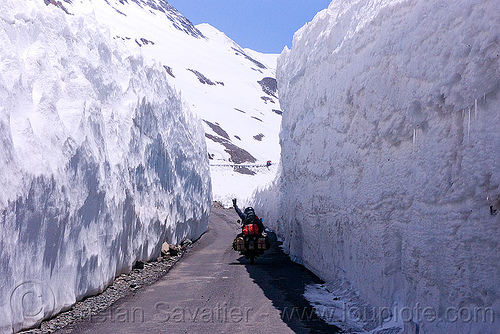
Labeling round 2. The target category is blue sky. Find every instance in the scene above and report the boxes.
[167,0,332,54]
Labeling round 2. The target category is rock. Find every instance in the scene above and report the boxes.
[161,242,170,257]
[181,238,192,247]
[133,261,144,270]
[212,201,224,209]
[169,244,181,256]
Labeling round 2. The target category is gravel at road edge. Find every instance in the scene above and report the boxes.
[20,245,192,334]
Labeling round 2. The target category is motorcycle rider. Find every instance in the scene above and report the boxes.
[232,198,265,234]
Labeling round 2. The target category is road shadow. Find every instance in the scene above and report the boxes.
[228,262,247,265]
[238,232,342,334]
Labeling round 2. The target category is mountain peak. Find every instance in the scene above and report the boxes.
[60,0,206,39]
[131,0,205,39]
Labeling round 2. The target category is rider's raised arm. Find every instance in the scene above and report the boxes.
[234,205,246,220]
[233,199,246,220]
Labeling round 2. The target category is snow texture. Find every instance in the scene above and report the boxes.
[64,0,282,207]
[254,0,500,333]
[0,1,211,332]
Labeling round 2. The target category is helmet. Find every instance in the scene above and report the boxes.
[244,207,255,215]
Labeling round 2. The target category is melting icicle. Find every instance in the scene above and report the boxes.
[467,107,471,143]
[475,98,478,121]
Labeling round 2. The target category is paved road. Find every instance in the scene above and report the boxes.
[61,207,340,334]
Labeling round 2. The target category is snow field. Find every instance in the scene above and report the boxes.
[76,0,282,205]
[211,163,279,208]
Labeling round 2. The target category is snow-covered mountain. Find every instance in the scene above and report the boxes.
[65,0,282,206]
[255,0,500,333]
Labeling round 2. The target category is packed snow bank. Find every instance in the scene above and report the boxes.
[211,164,278,208]
[255,0,500,332]
[0,1,211,332]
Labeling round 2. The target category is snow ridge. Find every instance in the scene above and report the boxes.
[64,0,282,207]
[127,0,205,39]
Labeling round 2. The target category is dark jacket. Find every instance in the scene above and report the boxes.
[234,204,265,234]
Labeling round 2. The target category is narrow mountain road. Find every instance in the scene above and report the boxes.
[60,207,340,334]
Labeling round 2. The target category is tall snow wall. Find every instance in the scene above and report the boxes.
[0,1,211,332]
[255,0,500,332]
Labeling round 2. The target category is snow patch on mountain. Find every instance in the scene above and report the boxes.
[0,1,211,332]
[61,0,282,207]
[254,0,500,333]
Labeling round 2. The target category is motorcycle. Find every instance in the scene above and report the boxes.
[233,220,270,264]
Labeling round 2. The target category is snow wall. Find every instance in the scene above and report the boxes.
[0,1,211,332]
[254,0,500,332]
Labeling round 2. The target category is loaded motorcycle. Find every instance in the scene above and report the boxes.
[233,219,270,264]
